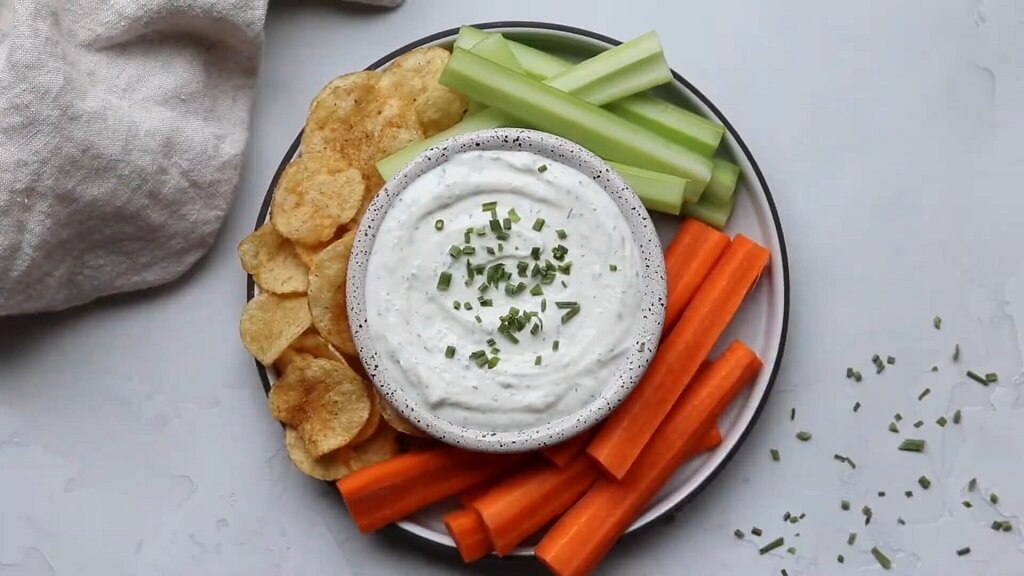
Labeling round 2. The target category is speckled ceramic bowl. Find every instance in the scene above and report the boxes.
[345,128,666,453]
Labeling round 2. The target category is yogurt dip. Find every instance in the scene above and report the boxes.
[364,150,642,432]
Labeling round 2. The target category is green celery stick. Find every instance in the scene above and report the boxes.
[466,34,524,73]
[439,48,714,191]
[378,33,686,180]
[680,192,735,229]
[702,159,741,206]
[468,26,725,156]
[454,25,490,51]
[607,161,690,214]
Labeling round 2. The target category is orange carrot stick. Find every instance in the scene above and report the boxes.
[458,483,496,507]
[471,456,600,556]
[337,448,528,533]
[541,429,597,468]
[662,219,730,336]
[443,507,492,563]
[588,235,769,479]
[537,342,762,576]
[700,425,723,453]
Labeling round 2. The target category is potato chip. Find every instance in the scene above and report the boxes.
[238,224,309,294]
[273,347,313,374]
[268,357,371,458]
[271,155,364,246]
[344,423,400,471]
[274,330,347,374]
[284,426,354,481]
[348,390,381,446]
[380,47,468,137]
[293,241,325,268]
[301,73,424,182]
[307,231,358,356]
[240,293,312,366]
[379,396,426,437]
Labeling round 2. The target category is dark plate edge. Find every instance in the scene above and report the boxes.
[247,18,791,548]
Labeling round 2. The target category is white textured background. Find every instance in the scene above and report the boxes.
[2,1,1024,574]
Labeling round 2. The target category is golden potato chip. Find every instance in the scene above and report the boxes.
[273,347,313,374]
[379,396,426,437]
[238,223,309,294]
[348,390,381,446]
[268,357,371,458]
[271,155,364,246]
[344,423,400,471]
[284,426,354,481]
[240,293,312,366]
[307,231,358,356]
[274,330,346,374]
[381,47,468,136]
[293,241,326,268]
[301,73,424,181]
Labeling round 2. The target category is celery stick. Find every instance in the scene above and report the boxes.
[454,25,490,51]
[464,27,725,157]
[680,194,735,229]
[441,49,713,192]
[542,31,670,105]
[703,159,741,206]
[607,95,724,157]
[468,34,524,73]
[378,34,687,180]
[607,161,690,215]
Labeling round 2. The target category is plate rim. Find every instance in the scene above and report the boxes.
[247,19,790,551]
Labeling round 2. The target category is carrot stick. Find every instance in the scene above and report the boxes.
[541,429,597,468]
[537,341,762,576]
[336,448,529,533]
[662,219,730,336]
[588,235,769,479]
[699,425,723,453]
[471,456,600,556]
[457,483,496,507]
[443,507,492,563]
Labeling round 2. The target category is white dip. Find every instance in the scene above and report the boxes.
[364,150,642,431]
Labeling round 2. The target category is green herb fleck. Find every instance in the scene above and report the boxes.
[537,164,548,173]
[758,537,784,555]
[561,305,580,324]
[853,401,861,413]
[770,448,781,462]
[508,208,521,223]
[462,245,476,255]
[841,499,850,511]
[474,315,482,324]
[733,529,745,539]
[837,554,845,563]
[487,356,500,369]
[444,346,456,359]
[953,343,960,362]
[552,340,560,352]
[751,526,763,536]
[847,532,857,545]
[913,420,924,428]
[556,229,567,240]
[889,422,900,434]
[897,516,906,525]
[953,409,962,424]
[894,413,903,422]
[991,520,1012,532]
[790,407,796,421]
[453,301,462,311]
[931,365,939,372]
[786,547,796,555]
[900,439,926,452]
[532,218,545,232]
[967,370,988,385]
[434,219,444,231]
[934,316,942,330]
[918,387,931,401]
[878,491,886,497]
[534,355,542,366]
[436,271,452,291]
[887,355,896,365]
[918,475,932,489]
[936,416,948,427]
[862,505,873,525]
[871,546,892,570]
[990,492,999,505]
[905,490,913,498]
[985,372,999,383]
[481,201,498,213]
[834,454,856,469]
[872,353,885,374]
[530,247,541,261]
[795,431,812,442]
[957,547,971,557]
[962,500,973,508]
[609,264,618,272]
[968,478,977,492]
[448,245,463,258]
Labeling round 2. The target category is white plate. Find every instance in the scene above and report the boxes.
[249,21,790,556]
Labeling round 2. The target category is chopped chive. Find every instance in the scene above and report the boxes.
[905,490,914,498]
[502,217,512,231]
[968,478,977,492]
[508,208,521,223]
[837,554,845,564]
[476,226,487,236]
[537,164,548,173]
[498,244,504,253]
[878,491,886,497]
[934,316,942,330]
[487,356,500,369]
[957,547,971,556]
[555,301,578,309]
[841,499,850,511]
[530,322,541,336]
[871,546,892,570]
[436,271,452,291]
[953,409,962,424]
[897,516,906,525]
[990,492,999,505]
[953,343,960,362]
[551,244,568,261]
[448,245,463,258]
[529,284,544,297]
[786,547,796,555]
[918,387,931,401]
[967,370,987,385]
[849,402,860,414]
[481,201,498,212]
[474,315,482,324]
[435,219,444,231]
[541,298,547,312]
[918,475,932,489]
[872,354,885,374]
[931,365,939,372]
[790,408,796,421]
[985,372,998,383]
[531,247,541,261]
[444,346,456,359]
[734,529,745,539]
[751,526,763,536]
[781,571,789,576]
[462,245,476,255]
[846,367,855,378]
[535,355,542,366]
[478,298,493,307]
[453,301,462,311]
[887,355,896,365]
[561,305,580,324]
[758,537,784,555]
[464,301,473,310]
[899,439,926,452]
[991,520,1012,532]
[556,229,567,240]
[862,505,873,525]
[936,416,948,427]
[489,219,503,234]
[770,448,781,462]
[558,261,572,275]
[913,420,924,428]
[847,532,857,545]
[962,500,973,508]
[490,347,500,356]
[889,422,900,433]
[795,431,812,441]
[532,218,545,232]
[609,264,618,272]
[486,338,497,347]
[486,246,496,255]
[517,261,529,277]
[853,370,863,382]
[552,340,560,351]
[894,413,903,422]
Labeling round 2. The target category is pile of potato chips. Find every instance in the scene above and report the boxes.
[238,47,468,480]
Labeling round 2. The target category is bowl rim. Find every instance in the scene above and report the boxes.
[247,19,790,550]
[345,127,667,452]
